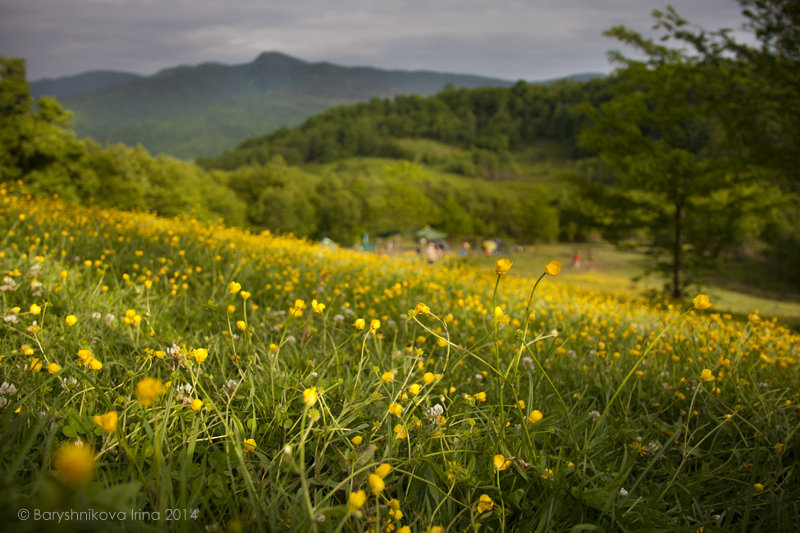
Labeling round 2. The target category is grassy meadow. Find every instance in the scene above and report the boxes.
[1,182,798,532]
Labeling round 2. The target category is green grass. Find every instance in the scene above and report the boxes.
[463,242,800,326]
[1,185,798,532]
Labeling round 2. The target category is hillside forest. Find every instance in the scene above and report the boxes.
[2,1,799,299]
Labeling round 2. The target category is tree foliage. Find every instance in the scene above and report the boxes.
[575,6,786,298]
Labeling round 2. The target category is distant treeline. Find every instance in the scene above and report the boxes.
[200,78,615,172]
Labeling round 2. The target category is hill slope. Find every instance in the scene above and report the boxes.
[30,52,518,159]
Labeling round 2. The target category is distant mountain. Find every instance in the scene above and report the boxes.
[30,52,521,159]
[31,70,144,98]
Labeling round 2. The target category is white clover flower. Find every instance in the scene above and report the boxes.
[589,410,601,422]
[619,488,629,497]
[223,379,238,395]
[0,382,18,396]
[426,404,444,418]
[3,315,18,324]
[91,312,102,320]
[104,313,116,326]
[522,357,534,370]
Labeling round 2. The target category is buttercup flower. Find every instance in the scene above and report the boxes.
[374,463,392,479]
[353,318,366,330]
[381,371,394,383]
[228,281,241,294]
[693,294,712,310]
[311,299,325,314]
[368,473,385,494]
[93,411,118,433]
[493,454,511,472]
[303,387,318,406]
[414,302,430,315]
[137,377,164,407]
[348,490,367,513]
[477,494,494,513]
[545,260,562,276]
[370,319,381,333]
[65,315,77,326]
[495,258,513,275]
[190,348,208,364]
[389,402,402,416]
[700,369,716,382]
[53,442,95,487]
[243,438,257,453]
[528,410,543,424]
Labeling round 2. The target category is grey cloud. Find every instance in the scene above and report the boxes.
[0,0,751,81]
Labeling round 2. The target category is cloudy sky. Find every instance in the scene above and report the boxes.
[1,0,751,82]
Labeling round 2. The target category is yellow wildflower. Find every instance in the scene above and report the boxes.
[93,411,118,433]
[30,303,41,315]
[191,348,208,364]
[493,454,511,472]
[389,402,402,416]
[475,391,487,402]
[348,490,367,513]
[374,463,392,479]
[65,315,77,326]
[303,387,318,406]
[240,290,251,300]
[53,442,95,488]
[30,358,42,372]
[408,383,421,396]
[545,260,561,276]
[528,410,543,424]
[229,281,241,294]
[47,363,61,374]
[351,435,363,446]
[370,319,381,333]
[477,494,494,513]
[137,377,164,407]
[311,299,325,314]
[393,424,408,439]
[243,439,257,453]
[700,369,716,382]
[353,318,366,330]
[381,371,394,383]
[190,399,203,411]
[693,294,712,310]
[495,258,513,275]
[368,473,385,494]
[414,302,430,315]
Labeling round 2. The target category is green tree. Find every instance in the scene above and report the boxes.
[0,57,95,200]
[576,26,773,298]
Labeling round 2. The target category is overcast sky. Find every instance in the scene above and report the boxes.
[1,0,751,82]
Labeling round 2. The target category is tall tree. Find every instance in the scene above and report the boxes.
[576,19,774,298]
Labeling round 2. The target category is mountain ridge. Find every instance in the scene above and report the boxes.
[30,51,604,159]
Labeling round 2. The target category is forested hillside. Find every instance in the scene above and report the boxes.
[201,78,615,173]
[30,52,521,159]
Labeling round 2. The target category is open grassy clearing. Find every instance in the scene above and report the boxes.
[1,184,798,532]
[463,243,800,327]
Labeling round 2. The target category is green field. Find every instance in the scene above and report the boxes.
[2,183,798,532]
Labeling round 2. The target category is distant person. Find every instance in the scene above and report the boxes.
[573,251,581,269]
[425,241,441,264]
